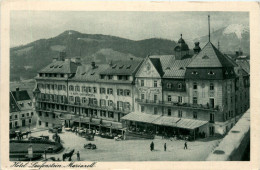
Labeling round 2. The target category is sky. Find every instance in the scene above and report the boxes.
[10,11,249,47]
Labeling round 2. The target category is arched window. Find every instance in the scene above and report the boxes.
[208,71,215,75]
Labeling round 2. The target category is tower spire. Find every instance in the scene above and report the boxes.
[208,15,211,42]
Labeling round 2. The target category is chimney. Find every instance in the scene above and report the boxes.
[91,62,96,69]
[59,51,66,61]
[15,87,20,100]
[193,42,201,54]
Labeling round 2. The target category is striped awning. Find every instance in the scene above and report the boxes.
[121,112,161,123]
[111,122,123,129]
[175,118,208,130]
[152,116,180,127]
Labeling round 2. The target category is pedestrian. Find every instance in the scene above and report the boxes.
[184,141,187,150]
[77,151,80,161]
[164,143,167,151]
[150,141,154,151]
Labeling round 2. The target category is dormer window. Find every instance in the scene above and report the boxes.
[54,65,59,68]
[100,75,105,79]
[225,71,228,75]
[202,55,209,59]
[119,65,124,69]
[192,71,198,75]
[166,67,170,70]
[179,67,184,70]
[81,72,86,75]
[167,83,172,88]
[59,65,63,68]
[50,65,54,68]
[178,83,182,89]
[208,71,215,75]
[112,64,117,69]
[91,72,95,75]
[126,65,131,69]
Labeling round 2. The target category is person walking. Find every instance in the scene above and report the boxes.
[184,141,188,150]
[164,143,167,151]
[77,151,80,161]
[150,141,154,151]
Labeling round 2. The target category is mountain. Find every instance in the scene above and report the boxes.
[10,30,177,81]
[193,24,250,55]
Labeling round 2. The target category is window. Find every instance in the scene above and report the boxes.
[100,75,105,79]
[193,112,197,119]
[69,96,74,102]
[154,81,158,87]
[231,97,233,104]
[141,80,144,87]
[75,86,80,92]
[52,114,55,119]
[178,83,182,89]
[63,85,66,91]
[168,95,171,102]
[93,87,97,93]
[178,96,182,103]
[39,112,42,116]
[88,87,92,93]
[193,82,197,90]
[124,102,130,110]
[124,90,131,96]
[108,100,113,107]
[100,88,106,94]
[51,85,54,90]
[45,113,49,117]
[82,86,87,92]
[117,101,123,108]
[231,111,233,117]
[107,88,113,95]
[82,97,86,103]
[69,85,74,91]
[193,97,197,104]
[154,95,157,102]
[39,121,41,126]
[154,107,158,114]
[60,74,64,77]
[119,89,123,96]
[210,83,214,90]
[27,113,29,116]
[141,94,145,100]
[108,112,114,118]
[178,110,182,118]
[22,114,24,118]
[208,71,215,75]
[45,122,48,127]
[141,106,145,112]
[100,99,106,106]
[167,108,171,116]
[210,113,215,122]
[108,75,113,80]
[101,111,106,117]
[31,112,34,116]
[167,83,172,88]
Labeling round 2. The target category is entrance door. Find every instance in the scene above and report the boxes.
[209,126,215,136]
[209,98,215,108]
[22,119,26,127]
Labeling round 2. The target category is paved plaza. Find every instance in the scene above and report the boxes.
[30,129,222,161]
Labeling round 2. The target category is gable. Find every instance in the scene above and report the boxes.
[136,57,161,78]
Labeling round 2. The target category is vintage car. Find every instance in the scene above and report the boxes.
[84,143,97,150]
[49,127,62,133]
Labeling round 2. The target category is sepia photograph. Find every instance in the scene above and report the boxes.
[1,1,259,169]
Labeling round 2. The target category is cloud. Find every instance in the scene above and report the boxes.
[10,11,249,47]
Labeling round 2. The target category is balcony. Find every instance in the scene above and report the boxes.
[136,98,220,111]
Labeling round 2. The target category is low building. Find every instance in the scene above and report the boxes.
[10,88,37,130]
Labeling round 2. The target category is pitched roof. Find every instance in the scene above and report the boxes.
[71,64,110,82]
[236,60,250,74]
[10,92,20,112]
[187,42,235,68]
[10,90,31,101]
[99,60,143,76]
[39,60,79,74]
[150,58,164,76]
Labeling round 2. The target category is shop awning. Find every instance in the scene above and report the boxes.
[121,112,161,123]
[152,116,180,127]
[175,118,208,130]
[90,118,101,125]
[101,120,112,127]
[74,117,90,123]
[111,122,123,129]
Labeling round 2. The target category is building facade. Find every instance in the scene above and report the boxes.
[10,88,37,130]
[34,36,250,138]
